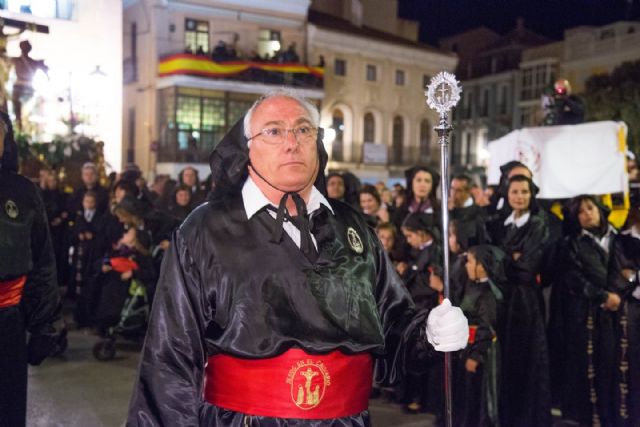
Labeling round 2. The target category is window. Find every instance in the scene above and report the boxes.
[7,0,73,19]
[127,108,135,163]
[481,88,489,117]
[158,88,259,162]
[419,119,431,162]
[331,110,344,162]
[363,113,375,143]
[185,18,209,53]
[500,86,509,114]
[423,74,431,88]
[258,29,281,60]
[392,116,404,164]
[334,59,346,76]
[395,70,405,86]
[366,64,377,82]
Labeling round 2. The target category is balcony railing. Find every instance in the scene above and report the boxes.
[158,53,323,89]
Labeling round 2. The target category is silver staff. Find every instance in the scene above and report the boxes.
[425,71,461,427]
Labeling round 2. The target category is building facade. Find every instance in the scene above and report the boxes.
[308,1,457,182]
[0,0,123,171]
[123,0,456,181]
[440,20,549,169]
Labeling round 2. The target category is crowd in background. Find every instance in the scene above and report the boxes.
[37,152,640,427]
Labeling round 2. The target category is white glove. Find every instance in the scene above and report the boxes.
[426,298,469,352]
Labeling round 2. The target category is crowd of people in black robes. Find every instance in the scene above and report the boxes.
[327,154,640,427]
[36,152,640,427]
[38,162,210,337]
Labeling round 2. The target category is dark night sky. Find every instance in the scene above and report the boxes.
[398,0,640,45]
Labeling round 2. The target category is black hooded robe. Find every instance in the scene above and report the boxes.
[490,211,552,427]
[558,198,618,426]
[127,117,434,426]
[0,112,61,427]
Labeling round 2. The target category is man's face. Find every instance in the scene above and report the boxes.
[82,168,97,187]
[326,176,345,199]
[182,168,197,187]
[248,96,319,192]
[450,178,470,208]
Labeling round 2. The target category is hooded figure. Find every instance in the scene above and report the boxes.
[558,195,620,425]
[454,244,505,427]
[127,91,468,427]
[608,205,640,424]
[392,165,440,230]
[487,174,552,427]
[0,111,63,427]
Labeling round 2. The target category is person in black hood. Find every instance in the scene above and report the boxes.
[608,206,640,425]
[558,195,620,426]
[488,174,552,427]
[0,111,63,427]
[392,165,440,230]
[126,90,469,427]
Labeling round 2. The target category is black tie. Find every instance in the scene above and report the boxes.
[267,192,318,262]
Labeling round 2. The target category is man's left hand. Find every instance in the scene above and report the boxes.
[426,298,468,352]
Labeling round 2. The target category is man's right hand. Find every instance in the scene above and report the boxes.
[426,298,468,352]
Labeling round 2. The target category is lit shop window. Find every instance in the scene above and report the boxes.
[6,0,73,20]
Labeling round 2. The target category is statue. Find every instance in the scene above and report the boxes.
[11,40,48,130]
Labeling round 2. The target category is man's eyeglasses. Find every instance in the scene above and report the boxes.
[248,125,318,145]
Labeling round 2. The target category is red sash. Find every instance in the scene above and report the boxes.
[0,275,26,308]
[204,348,373,419]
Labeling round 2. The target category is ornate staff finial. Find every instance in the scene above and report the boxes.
[425,71,461,115]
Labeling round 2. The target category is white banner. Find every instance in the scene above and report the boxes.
[488,121,628,198]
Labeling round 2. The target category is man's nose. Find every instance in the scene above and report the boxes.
[283,129,300,149]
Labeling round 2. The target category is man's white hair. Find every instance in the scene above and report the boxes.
[243,89,320,145]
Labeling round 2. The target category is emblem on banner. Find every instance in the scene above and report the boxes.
[347,227,364,254]
[287,359,331,410]
[4,200,18,219]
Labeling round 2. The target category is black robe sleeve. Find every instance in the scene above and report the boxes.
[372,233,432,384]
[127,231,210,426]
[608,234,640,298]
[22,183,61,335]
[562,236,609,304]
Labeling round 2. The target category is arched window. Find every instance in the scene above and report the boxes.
[363,113,375,143]
[331,109,344,162]
[419,119,431,162]
[392,116,404,164]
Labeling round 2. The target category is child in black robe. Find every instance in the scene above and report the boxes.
[608,206,640,426]
[454,244,504,427]
[399,212,442,415]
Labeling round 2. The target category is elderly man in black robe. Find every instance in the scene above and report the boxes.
[127,91,468,426]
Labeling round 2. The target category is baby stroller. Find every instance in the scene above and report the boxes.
[92,277,149,361]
